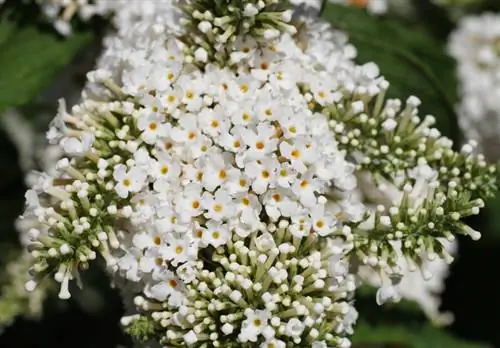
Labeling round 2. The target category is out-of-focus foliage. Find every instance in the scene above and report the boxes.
[0,1,95,114]
[352,321,489,348]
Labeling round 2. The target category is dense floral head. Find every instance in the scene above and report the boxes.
[124,223,357,347]
[19,3,373,345]
[17,0,498,346]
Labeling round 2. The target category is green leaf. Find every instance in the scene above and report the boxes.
[352,321,490,348]
[474,192,500,243]
[321,4,460,143]
[0,7,94,114]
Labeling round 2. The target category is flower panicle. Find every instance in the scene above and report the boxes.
[350,180,482,271]
[318,81,496,283]
[22,91,136,300]
[124,221,356,347]
[323,87,498,199]
[16,2,500,346]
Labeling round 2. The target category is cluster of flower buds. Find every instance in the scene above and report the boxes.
[21,5,366,344]
[180,0,299,65]
[124,222,356,347]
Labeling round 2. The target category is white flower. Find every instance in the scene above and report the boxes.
[292,172,321,207]
[144,271,182,302]
[137,111,170,144]
[202,189,236,221]
[116,245,142,281]
[151,150,181,191]
[200,152,232,192]
[175,183,204,222]
[236,193,262,229]
[163,235,195,266]
[260,338,286,348]
[280,139,312,174]
[240,123,279,162]
[113,164,147,198]
[203,221,229,248]
[198,105,230,137]
[239,309,271,342]
[310,203,336,236]
[262,189,299,220]
[245,158,280,195]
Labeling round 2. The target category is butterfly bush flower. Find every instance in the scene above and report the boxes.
[449,13,500,160]
[302,13,486,324]
[18,0,497,346]
[0,38,105,328]
[12,0,179,35]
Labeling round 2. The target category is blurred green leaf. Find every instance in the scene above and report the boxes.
[475,192,500,243]
[484,0,500,11]
[407,0,455,41]
[321,4,460,143]
[0,7,93,114]
[353,321,490,348]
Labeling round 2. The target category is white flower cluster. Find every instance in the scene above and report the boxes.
[20,6,374,345]
[0,34,103,331]
[348,169,459,326]
[126,225,358,347]
[17,0,498,346]
[449,13,500,160]
[180,0,299,66]
[307,13,493,322]
[101,26,361,300]
[347,144,481,323]
[22,0,177,35]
